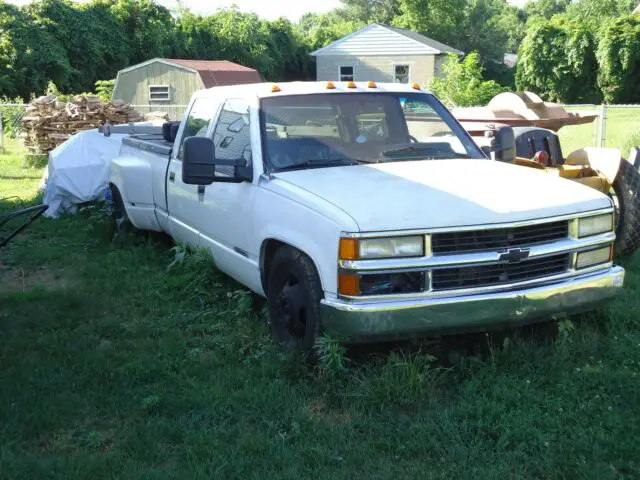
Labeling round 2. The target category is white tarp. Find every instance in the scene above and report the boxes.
[40,122,161,218]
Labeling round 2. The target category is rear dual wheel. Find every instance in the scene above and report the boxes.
[108,185,140,238]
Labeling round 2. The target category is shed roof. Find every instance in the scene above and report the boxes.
[117,58,262,88]
[311,23,463,57]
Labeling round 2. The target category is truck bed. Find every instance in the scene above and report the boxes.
[122,134,173,156]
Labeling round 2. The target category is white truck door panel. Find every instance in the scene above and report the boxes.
[166,97,222,247]
[197,98,262,293]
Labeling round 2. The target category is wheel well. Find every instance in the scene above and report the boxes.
[260,239,323,294]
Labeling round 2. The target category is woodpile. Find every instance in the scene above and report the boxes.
[21,95,143,153]
[144,111,170,122]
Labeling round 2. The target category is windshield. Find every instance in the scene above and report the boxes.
[259,92,485,172]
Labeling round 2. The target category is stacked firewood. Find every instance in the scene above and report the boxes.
[20,95,143,153]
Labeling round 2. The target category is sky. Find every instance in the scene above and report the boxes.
[6,0,530,22]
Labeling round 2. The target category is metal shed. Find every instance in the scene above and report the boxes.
[112,58,262,109]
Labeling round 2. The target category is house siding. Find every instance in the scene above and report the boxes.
[316,55,437,85]
[112,62,204,106]
[313,24,440,56]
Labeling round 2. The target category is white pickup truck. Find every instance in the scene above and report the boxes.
[108,81,624,350]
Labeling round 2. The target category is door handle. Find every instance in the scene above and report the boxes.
[169,171,176,182]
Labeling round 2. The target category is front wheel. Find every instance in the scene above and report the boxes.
[266,246,324,352]
[610,159,640,258]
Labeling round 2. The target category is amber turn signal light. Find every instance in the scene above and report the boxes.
[271,84,281,92]
[347,81,357,89]
[339,238,358,260]
[338,273,360,296]
[367,81,377,88]
[326,81,336,90]
[411,82,421,90]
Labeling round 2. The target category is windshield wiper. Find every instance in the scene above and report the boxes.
[381,145,438,158]
[275,159,361,172]
[380,146,470,161]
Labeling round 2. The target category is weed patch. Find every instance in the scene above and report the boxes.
[1,138,640,478]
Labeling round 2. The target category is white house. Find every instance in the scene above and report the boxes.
[310,24,463,85]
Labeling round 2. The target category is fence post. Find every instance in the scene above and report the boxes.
[599,103,606,147]
[0,113,4,154]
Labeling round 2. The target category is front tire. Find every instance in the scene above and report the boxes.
[266,246,324,352]
[610,159,640,257]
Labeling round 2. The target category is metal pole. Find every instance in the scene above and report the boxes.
[593,112,597,147]
[599,103,606,147]
[0,113,4,154]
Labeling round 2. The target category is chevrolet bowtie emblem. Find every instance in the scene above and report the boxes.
[498,247,531,264]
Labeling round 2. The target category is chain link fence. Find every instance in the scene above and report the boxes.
[559,104,640,157]
[1,102,638,156]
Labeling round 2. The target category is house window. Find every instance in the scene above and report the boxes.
[149,85,170,102]
[394,65,410,84]
[339,66,354,82]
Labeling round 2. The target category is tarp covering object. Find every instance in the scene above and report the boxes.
[40,122,160,218]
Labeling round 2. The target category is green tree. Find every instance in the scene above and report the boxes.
[340,0,401,23]
[523,0,571,20]
[566,0,635,28]
[298,11,365,52]
[428,52,507,107]
[516,17,601,103]
[596,15,640,103]
[394,0,465,48]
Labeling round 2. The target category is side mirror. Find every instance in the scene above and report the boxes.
[494,126,516,163]
[182,136,216,185]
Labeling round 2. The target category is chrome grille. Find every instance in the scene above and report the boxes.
[431,221,569,255]
[431,253,570,291]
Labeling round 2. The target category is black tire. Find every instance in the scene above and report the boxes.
[266,246,324,352]
[610,159,640,257]
[109,185,138,237]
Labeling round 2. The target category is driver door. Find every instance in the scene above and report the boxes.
[197,98,261,291]
[167,96,222,247]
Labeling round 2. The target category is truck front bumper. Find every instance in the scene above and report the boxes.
[320,266,625,341]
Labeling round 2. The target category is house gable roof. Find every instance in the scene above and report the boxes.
[311,23,463,57]
[116,58,262,88]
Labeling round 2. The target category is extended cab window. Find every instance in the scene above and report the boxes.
[177,98,218,160]
[212,99,252,176]
[260,92,484,171]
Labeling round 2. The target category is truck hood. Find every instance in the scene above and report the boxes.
[271,159,612,232]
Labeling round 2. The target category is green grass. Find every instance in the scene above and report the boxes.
[2,137,640,478]
[559,107,640,157]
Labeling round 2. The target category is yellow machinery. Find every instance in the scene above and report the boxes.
[451,91,640,258]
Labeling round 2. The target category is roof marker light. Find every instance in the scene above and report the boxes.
[347,81,357,89]
[326,81,336,90]
[367,81,377,88]
[271,84,281,93]
[411,82,421,90]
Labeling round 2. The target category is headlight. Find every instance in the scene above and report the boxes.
[578,213,614,238]
[576,245,612,269]
[339,236,425,260]
[359,236,424,259]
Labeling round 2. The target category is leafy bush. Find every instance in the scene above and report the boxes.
[94,79,115,102]
[623,132,640,158]
[597,16,640,103]
[428,52,508,108]
[0,96,26,138]
[516,17,601,103]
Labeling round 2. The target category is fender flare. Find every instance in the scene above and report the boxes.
[259,236,328,296]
